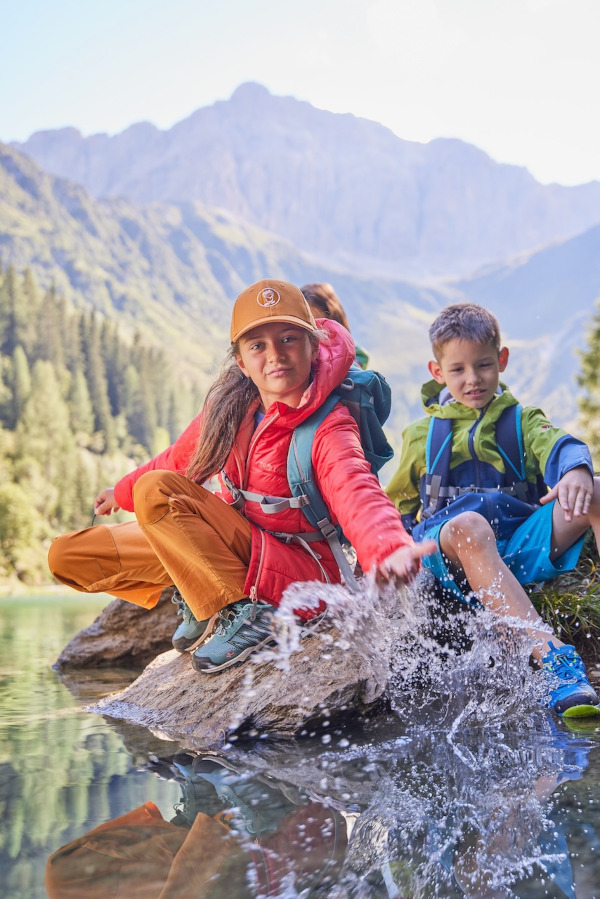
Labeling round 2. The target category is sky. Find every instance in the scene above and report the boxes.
[1,0,599,186]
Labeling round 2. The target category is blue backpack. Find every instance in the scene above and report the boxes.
[226,368,393,593]
[421,403,543,521]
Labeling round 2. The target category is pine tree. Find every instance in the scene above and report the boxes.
[15,360,79,528]
[80,313,115,451]
[68,368,95,439]
[20,268,43,357]
[578,297,600,468]
[36,286,67,370]
[10,345,31,429]
[0,265,23,355]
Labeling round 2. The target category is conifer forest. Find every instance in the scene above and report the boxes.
[0,264,202,584]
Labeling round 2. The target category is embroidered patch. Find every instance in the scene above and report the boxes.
[257,287,280,307]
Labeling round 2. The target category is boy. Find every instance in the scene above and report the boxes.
[386,303,600,716]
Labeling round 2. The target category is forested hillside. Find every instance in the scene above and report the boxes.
[0,264,201,584]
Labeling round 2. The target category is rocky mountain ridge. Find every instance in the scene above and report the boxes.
[2,136,600,444]
[13,82,600,280]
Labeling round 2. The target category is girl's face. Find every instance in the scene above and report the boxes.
[235,321,318,411]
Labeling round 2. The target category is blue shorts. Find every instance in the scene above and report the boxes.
[421,500,587,606]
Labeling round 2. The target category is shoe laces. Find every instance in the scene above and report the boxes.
[543,645,584,682]
[171,589,193,624]
[213,603,247,636]
[213,599,269,637]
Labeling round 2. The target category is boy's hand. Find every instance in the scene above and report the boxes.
[377,540,437,586]
[94,487,120,516]
[540,466,593,522]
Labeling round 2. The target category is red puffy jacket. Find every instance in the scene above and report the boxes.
[113,321,413,609]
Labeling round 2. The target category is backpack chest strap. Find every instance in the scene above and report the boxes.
[221,470,311,514]
[425,482,531,500]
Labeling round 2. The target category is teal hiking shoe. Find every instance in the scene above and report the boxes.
[191,599,275,673]
[540,641,599,716]
[171,588,219,653]
[169,753,230,825]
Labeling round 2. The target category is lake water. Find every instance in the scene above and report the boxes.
[1,593,600,898]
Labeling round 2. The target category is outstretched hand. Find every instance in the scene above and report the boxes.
[94,487,120,517]
[540,466,593,522]
[377,539,437,586]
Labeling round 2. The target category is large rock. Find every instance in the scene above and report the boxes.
[58,572,600,751]
[89,580,403,750]
[54,587,178,669]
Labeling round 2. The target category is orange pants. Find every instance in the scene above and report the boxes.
[46,800,347,898]
[45,802,234,899]
[48,471,252,621]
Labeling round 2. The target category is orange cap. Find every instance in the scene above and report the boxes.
[230,279,317,343]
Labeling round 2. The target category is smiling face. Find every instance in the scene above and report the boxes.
[428,338,509,410]
[235,321,318,411]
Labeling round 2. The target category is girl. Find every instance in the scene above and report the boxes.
[49,280,433,674]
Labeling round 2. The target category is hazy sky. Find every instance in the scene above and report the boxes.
[2,0,599,185]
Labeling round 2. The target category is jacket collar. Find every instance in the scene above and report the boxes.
[421,379,518,421]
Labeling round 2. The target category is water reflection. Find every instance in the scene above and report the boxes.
[3,595,600,897]
[46,751,348,898]
[44,714,600,898]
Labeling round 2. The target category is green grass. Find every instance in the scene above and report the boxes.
[527,535,600,664]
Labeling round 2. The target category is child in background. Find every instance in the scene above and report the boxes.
[301,282,369,369]
[386,302,600,716]
[49,280,433,674]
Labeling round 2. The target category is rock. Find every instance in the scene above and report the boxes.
[58,570,600,751]
[54,587,177,669]
[89,581,401,750]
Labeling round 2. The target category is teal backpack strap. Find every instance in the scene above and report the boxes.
[287,393,360,593]
[422,416,453,518]
[287,368,395,593]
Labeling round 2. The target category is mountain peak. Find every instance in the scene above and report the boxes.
[11,90,600,279]
[230,82,272,103]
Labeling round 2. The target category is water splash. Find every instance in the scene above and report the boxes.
[214,571,595,895]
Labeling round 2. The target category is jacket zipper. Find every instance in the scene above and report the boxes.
[467,409,484,486]
[250,530,266,600]
[243,410,278,490]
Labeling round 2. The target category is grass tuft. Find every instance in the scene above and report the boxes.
[526,535,600,665]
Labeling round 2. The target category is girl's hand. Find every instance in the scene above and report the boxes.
[377,540,437,586]
[94,487,120,516]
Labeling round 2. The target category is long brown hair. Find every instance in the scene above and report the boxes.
[186,349,259,483]
[301,283,351,332]
[186,330,324,483]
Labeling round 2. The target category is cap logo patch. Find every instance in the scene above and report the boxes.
[257,287,280,308]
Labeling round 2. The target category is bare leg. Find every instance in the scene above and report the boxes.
[550,475,600,559]
[439,511,558,663]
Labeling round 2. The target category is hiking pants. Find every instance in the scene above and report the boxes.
[45,802,234,899]
[48,471,252,621]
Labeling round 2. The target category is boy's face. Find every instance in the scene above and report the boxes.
[428,339,509,410]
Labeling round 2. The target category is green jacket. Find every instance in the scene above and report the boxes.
[386,379,592,537]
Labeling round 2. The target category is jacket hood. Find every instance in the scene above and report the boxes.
[262,318,356,429]
[420,378,518,421]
